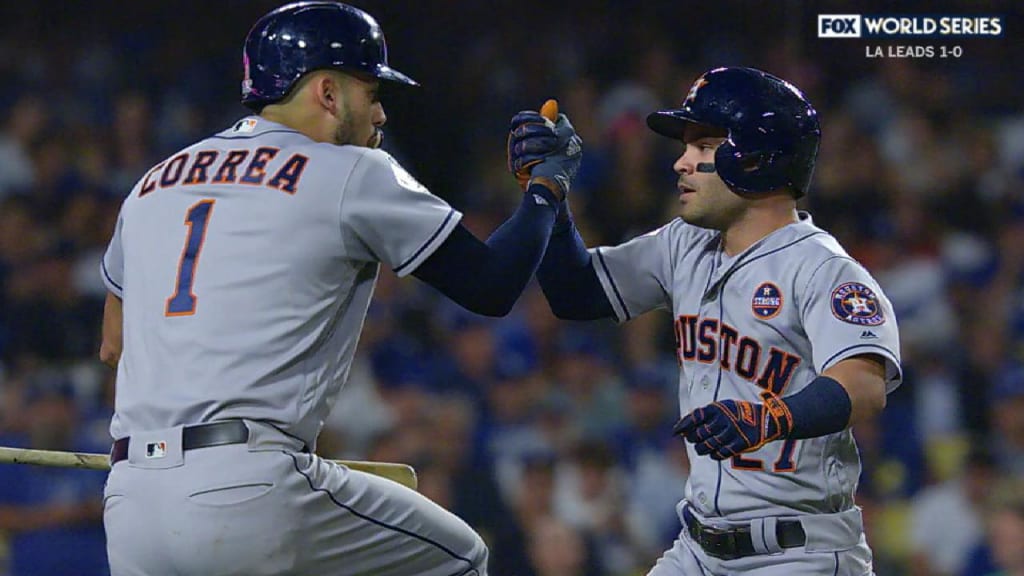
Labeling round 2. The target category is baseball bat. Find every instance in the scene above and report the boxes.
[540,99,559,122]
[514,99,560,187]
[0,446,418,490]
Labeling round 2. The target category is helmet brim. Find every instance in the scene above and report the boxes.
[377,66,419,87]
[646,109,699,140]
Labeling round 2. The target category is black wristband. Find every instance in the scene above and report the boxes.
[526,181,561,209]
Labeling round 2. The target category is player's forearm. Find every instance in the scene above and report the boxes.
[412,184,556,316]
[536,215,614,320]
[822,355,887,426]
[784,355,886,439]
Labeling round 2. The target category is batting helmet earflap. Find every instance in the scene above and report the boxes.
[241,1,418,110]
[646,67,820,198]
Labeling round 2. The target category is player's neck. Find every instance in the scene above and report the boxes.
[721,202,799,256]
[259,108,331,144]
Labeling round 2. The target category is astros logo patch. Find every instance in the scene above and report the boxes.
[831,282,885,326]
[685,76,709,105]
[751,282,783,320]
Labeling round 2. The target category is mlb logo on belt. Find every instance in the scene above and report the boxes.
[146,441,167,459]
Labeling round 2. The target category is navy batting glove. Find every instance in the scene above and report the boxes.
[527,114,582,201]
[508,112,582,200]
[507,111,558,174]
[674,391,794,461]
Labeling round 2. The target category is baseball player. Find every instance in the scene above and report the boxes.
[509,66,901,575]
[98,2,579,575]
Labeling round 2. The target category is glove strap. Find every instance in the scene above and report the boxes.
[759,391,794,439]
[527,177,566,203]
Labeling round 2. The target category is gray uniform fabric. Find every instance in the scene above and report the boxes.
[591,213,901,575]
[101,117,485,575]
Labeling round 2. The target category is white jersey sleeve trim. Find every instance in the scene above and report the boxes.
[592,248,631,323]
[391,208,462,277]
[101,204,126,298]
[100,257,123,298]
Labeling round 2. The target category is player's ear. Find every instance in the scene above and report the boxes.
[312,71,342,114]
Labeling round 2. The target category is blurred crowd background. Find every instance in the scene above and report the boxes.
[1,1,1023,575]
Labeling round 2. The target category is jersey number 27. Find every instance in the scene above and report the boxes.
[732,438,798,472]
[165,199,215,316]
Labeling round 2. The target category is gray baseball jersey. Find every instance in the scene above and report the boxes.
[100,117,488,576]
[592,213,901,575]
[102,117,460,447]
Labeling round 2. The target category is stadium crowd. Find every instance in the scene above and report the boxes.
[0,1,1022,575]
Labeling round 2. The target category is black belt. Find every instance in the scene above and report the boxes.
[682,504,806,560]
[111,420,250,464]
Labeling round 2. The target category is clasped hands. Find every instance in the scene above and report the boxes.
[506,105,582,202]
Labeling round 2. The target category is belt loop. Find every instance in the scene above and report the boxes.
[751,516,783,554]
[676,499,689,526]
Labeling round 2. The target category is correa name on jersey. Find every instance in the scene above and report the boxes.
[137,147,310,197]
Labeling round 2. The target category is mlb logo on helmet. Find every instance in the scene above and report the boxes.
[241,52,255,96]
[818,14,862,38]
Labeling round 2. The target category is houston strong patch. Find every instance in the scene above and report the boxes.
[751,282,783,320]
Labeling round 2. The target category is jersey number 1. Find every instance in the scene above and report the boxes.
[165,199,215,316]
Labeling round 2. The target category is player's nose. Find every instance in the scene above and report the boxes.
[673,150,694,175]
[372,103,386,127]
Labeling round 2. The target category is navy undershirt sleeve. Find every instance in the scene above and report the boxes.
[536,215,615,321]
[784,375,854,439]
[412,184,557,316]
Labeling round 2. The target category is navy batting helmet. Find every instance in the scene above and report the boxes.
[646,67,820,197]
[241,1,418,110]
